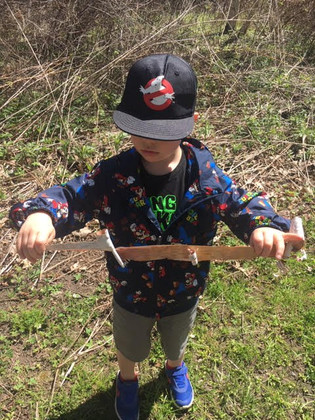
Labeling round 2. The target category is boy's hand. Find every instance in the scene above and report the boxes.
[16,212,56,263]
[249,227,304,260]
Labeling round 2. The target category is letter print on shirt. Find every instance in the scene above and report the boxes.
[149,194,177,231]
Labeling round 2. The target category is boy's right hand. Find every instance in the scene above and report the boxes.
[16,212,56,263]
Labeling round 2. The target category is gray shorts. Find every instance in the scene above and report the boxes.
[113,300,198,362]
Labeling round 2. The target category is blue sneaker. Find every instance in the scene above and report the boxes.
[165,361,194,409]
[115,372,139,420]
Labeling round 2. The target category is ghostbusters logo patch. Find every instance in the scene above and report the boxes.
[140,75,175,111]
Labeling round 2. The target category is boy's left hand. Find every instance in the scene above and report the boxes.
[249,227,304,260]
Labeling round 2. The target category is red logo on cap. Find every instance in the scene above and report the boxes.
[140,76,175,111]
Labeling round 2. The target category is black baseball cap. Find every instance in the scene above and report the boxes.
[113,54,197,141]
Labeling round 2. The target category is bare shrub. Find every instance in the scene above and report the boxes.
[0,0,200,142]
[211,0,314,56]
[0,0,313,151]
[278,0,315,59]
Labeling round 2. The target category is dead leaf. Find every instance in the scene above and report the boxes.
[72,227,92,238]
[0,217,9,229]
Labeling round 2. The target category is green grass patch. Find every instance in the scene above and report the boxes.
[0,4,314,419]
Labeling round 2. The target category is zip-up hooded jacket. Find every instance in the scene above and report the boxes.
[10,139,290,318]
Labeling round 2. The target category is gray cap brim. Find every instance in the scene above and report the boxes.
[113,110,194,141]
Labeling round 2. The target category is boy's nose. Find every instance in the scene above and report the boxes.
[143,139,157,149]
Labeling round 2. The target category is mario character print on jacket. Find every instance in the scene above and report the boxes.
[130,185,147,208]
[128,290,147,304]
[130,223,156,244]
[115,173,135,188]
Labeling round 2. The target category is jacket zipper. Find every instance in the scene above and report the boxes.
[164,194,213,235]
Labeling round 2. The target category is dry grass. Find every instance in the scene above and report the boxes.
[0,2,314,419]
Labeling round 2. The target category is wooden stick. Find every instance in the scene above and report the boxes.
[47,218,305,265]
[116,244,257,262]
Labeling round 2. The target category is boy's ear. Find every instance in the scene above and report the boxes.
[193,112,199,122]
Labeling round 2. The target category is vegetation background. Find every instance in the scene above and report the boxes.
[0,1,314,419]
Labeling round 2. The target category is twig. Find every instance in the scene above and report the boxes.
[59,336,113,386]
[285,52,307,76]
[0,232,17,270]
[60,362,76,387]
[77,337,113,356]
[0,382,14,396]
[31,251,46,289]
[86,3,196,88]
[11,181,31,193]
[62,308,99,358]
[0,298,23,303]
[55,312,113,391]
[35,402,39,420]
[229,145,273,176]
[58,310,112,368]
[42,250,58,272]
[45,367,60,418]
[4,0,71,143]
[50,255,105,281]
[43,251,88,273]
[228,358,241,370]
[0,228,11,243]
[58,303,111,364]
[243,144,291,187]
[0,255,18,276]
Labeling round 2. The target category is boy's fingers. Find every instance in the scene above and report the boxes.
[16,230,43,263]
[34,229,55,255]
[17,232,34,261]
[16,241,27,261]
[249,229,265,256]
[24,232,42,263]
[34,231,49,254]
[250,229,305,260]
[48,229,56,243]
[259,232,274,257]
[14,213,55,264]
[273,233,285,260]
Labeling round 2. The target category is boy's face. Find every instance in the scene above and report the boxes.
[130,135,181,165]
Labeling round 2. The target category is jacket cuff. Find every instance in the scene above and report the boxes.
[9,202,56,230]
[246,215,290,242]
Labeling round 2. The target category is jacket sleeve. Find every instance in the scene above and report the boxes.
[9,161,109,238]
[208,162,290,244]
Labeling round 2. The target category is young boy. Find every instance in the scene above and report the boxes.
[10,54,297,420]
